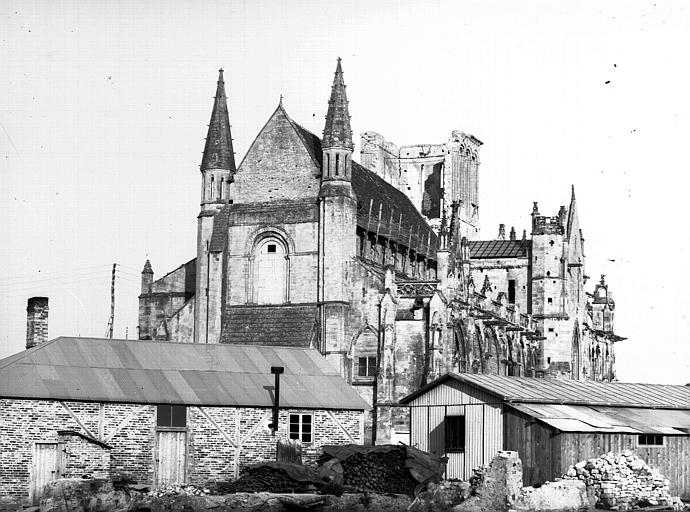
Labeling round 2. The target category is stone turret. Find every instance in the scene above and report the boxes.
[195,69,236,344]
[320,58,355,199]
[141,259,153,294]
[318,58,358,367]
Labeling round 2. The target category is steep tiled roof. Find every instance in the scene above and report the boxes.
[201,69,237,172]
[469,239,531,259]
[288,118,437,258]
[322,58,353,149]
[221,305,318,348]
[352,162,437,257]
[0,337,368,410]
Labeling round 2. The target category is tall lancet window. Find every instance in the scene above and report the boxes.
[254,236,289,304]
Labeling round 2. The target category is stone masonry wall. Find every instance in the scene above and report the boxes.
[0,399,363,504]
[58,433,110,479]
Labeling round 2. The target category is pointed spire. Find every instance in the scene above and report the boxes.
[566,185,578,237]
[142,259,153,274]
[322,58,353,150]
[201,69,236,172]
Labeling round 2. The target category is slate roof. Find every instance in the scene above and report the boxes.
[401,373,690,410]
[0,337,368,410]
[468,240,531,259]
[286,116,437,257]
[221,305,317,347]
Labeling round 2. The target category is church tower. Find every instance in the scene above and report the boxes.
[195,69,236,343]
[318,58,357,370]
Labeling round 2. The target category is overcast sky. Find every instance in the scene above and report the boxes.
[1,0,688,384]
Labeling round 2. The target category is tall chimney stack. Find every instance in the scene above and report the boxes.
[26,297,49,349]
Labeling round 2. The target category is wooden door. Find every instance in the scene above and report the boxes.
[156,431,186,485]
[30,442,65,504]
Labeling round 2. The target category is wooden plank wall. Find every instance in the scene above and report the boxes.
[503,408,556,486]
[408,381,503,480]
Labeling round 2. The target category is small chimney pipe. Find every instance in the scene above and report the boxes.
[269,366,285,436]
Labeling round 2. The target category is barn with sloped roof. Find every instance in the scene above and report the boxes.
[0,336,368,504]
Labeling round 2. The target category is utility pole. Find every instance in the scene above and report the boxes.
[107,263,116,339]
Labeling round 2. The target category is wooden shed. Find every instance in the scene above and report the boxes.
[400,373,690,499]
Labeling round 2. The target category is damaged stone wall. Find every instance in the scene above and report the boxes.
[138,259,196,341]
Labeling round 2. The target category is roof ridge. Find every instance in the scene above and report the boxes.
[0,336,63,369]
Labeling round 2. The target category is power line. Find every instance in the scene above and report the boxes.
[0,265,114,283]
[0,272,114,291]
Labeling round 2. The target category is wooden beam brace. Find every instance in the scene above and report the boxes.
[196,407,238,448]
[59,401,98,441]
[103,405,147,444]
[326,410,356,443]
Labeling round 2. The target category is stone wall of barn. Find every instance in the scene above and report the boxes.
[0,398,363,504]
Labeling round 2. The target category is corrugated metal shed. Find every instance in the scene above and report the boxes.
[0,337,369,410]
[402,373,690,410]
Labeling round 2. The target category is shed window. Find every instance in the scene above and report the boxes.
[289,413,313,443]
[638,434,664,446]
[357,356,377,378]
[157,405,186,428]
[445,415,465,453]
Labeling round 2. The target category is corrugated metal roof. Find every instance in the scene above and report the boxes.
[508,403,690,435]
[0,337,369,410]
[508,403,642,433]
[401,373,690,410]
[469,240,531,259]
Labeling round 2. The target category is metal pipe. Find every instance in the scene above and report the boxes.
[269,366,284,436]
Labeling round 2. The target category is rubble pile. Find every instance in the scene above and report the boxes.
[150,483,210,498]
[563,450,684,510]
[319,444,445,496]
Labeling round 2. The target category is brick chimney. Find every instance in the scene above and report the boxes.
[26,297,49,349]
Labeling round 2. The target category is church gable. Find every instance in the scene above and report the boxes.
[234,104,321,203]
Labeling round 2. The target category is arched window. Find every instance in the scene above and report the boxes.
[253,235,289,304]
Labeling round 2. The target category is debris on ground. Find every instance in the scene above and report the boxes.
[563,450,685,510]
[318,444,446,495]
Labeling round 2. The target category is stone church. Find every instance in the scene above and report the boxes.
[138,60,624,442]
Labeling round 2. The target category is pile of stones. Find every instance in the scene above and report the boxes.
[150,484,210,498]
[563,450,685,510]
